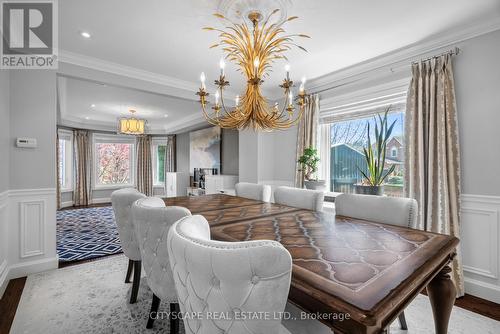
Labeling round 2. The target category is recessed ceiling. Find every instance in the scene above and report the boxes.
[60,0,500,94]
[57,76,201,133]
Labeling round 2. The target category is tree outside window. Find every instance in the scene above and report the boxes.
[96,143,133,185]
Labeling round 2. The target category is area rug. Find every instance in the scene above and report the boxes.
[10,255,500,334]
[56,206,122,262]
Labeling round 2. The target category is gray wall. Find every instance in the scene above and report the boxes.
[221,129,239,175]
[454,30,500,196]
[9,71,57,190]
[0,70,9,193]
[175,132,190,196]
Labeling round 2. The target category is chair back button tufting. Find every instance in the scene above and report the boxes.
[251,275,260,284]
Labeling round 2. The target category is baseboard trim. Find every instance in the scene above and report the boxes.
[60,201,74,208]
[464,274,500,304]
[8,256,59,281]
[91,198,111,205]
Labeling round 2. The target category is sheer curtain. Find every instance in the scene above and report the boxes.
[136,135,153,196]
[73,130,92,206]
[317,123,331,191]
[295,94,320,188]
[405,54,464,296]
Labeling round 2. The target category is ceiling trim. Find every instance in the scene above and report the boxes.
[59,50,202,97]
[308,15,500,93]
[58,50,239,101]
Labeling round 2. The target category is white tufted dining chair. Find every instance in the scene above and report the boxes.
[335,193,418,330]
[131,197,191,331]
[235,182,272,202]
[274,186,324,211]
[110,188,146,304]
[168,214,294,334]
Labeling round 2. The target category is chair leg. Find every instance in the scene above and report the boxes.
[146,294,161,329]
[129,260,141,304]
[398,311,408,330]
[170,303,180,334]
[125,259,133,283]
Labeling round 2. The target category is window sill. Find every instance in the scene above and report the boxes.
[93,184,135,191]
[61,189,73,193]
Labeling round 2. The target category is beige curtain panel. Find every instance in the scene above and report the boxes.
[405,54,464,296]
[295,94,320,188]
[136,135,153,196]
[73,130,92,206]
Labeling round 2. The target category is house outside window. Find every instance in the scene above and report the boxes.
[58,129,73,191]
[93,134,135,188]
[328,108,405,197]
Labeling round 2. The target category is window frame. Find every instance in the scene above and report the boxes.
[58,129,73,192]
[391,146,398,158]
[152,137,168,187]
[92,133,136,190]
[323,104,406,197]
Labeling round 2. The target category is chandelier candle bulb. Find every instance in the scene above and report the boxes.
[288,91,294,105]
[285,64,291,80]
[235,95,240,107]
[219,59,226,75]
[215,90,220,106]
[200,72,206,89]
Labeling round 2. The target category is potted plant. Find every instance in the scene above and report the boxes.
[298,147,326,191]
[355,108,396,195]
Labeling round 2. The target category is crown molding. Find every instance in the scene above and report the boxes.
[58,50,204,100]
[309,16,500,93]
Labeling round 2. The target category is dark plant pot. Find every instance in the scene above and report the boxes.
[304,180,326,191]
[355,184,384,196]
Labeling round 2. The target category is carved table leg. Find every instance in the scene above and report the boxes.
[427,265,456,334]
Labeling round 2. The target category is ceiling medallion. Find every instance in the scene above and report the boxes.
[118,109,147,135]
[196,9,311,130]
[217,0,292,24]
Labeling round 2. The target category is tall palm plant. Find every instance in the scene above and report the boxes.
[358,108,396,186]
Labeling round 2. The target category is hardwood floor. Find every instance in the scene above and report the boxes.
[1,263,498,334]
[0,277,27,334]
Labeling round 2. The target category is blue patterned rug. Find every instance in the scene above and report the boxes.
[56,206,122,262]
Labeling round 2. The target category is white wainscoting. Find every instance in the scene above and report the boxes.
[0,188,58,299]
[461,194,500,303]
[0,190,8,297]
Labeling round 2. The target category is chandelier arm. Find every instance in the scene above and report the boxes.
[200,100,221,125]
[219,93,241,121]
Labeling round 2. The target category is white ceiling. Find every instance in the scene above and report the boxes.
[58,0,500,132]
[58,76,201,133]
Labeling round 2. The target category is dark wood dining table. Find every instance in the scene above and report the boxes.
[164,194,459,334]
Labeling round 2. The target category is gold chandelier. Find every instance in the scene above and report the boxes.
[196,9,311,130]
[118,109,146,135]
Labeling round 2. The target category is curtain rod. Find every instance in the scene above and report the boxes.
[311,47,462,96]
[411,47,461,64]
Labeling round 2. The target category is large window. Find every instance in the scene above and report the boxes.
[93,134,135,188]
[329,110,405,197]
[58,130,73,191]
[152,139,167,185]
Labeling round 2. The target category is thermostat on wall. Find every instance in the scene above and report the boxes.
[16,138,37,148]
